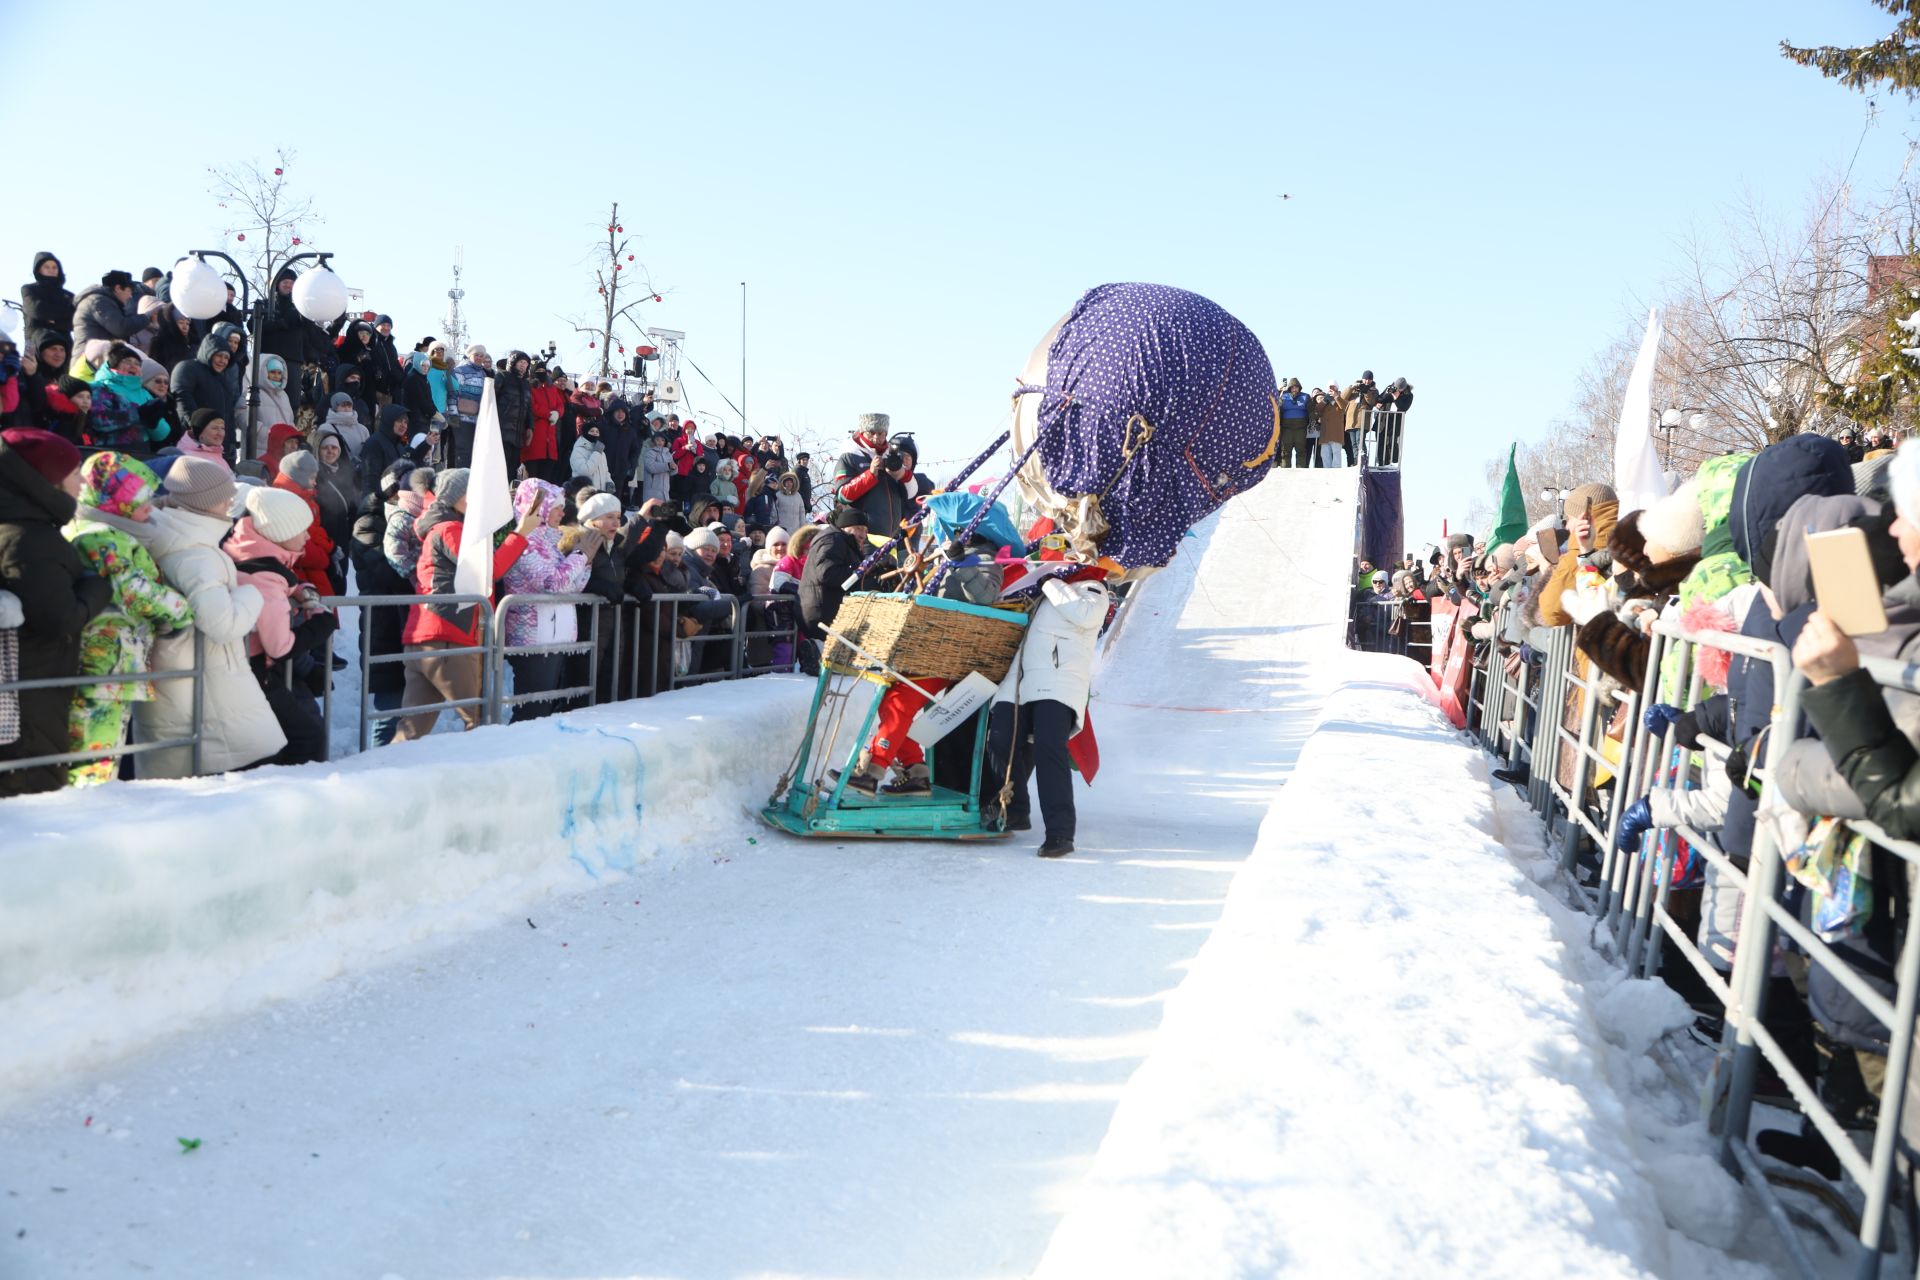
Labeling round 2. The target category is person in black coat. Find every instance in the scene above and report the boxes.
[495,351,535,479]
[20,252,74,345]
[349,460,417,745]
[260,268,332,396]
[0,429,112,796]
[5,331,71,431]
[358,404,417,501]
[168,332,239,433]
[798,508,873,641]
[365,316,405,403]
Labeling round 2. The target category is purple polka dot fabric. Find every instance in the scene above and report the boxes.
[1035,282,1280,569]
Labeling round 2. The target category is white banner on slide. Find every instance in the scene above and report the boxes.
[908,672,999,748]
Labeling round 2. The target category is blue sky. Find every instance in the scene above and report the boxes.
[3,1,1905,540]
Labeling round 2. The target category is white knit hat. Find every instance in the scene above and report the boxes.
[245,486,313,542]
[767,525,790,544]
[1638,477,1705,558]
[684,528,720,552]
[576,492,621,524]
[1890,439,1920,525]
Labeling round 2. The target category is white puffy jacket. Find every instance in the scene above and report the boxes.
[130,506,286,776]
[994,576,1110,734]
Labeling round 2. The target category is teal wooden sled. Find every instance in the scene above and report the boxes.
[760,666,1008,840]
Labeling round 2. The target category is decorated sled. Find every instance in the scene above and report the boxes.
[761,281,1285,843]
[760,593,1029,840]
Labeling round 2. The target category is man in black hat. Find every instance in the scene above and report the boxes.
[71,270,155,346]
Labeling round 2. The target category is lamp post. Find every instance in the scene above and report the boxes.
[179,249,347,465]
[1654,406,1706,469]
[181,250,253,467]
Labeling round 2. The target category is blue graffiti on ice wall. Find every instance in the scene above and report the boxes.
[556,725,647,878]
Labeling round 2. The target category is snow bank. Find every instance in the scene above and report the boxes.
[0,679,815,1095]
[1031,652,1771,1280]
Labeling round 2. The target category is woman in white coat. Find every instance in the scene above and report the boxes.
[985,573,1110,858]
[129,457,286,776]
[239,354,300,460]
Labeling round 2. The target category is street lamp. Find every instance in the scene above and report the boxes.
[184,248,344,465]
[1655,406,1706,469]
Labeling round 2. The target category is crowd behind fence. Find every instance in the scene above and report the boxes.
[0,589,802,777]
[1451,585,1920,1279]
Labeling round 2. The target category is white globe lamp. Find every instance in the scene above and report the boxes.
[170,256,227,321]
[292,265,349,324]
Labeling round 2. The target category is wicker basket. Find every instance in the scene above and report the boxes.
[823,593,1029,682]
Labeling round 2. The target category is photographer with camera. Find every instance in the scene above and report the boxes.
[832,412,915,537]
[1310,382,1346,468]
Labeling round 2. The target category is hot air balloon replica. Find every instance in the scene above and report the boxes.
[762,282,1282,840]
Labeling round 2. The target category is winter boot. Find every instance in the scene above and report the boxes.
[1037,837,1074,859]
[827,755,882,798]
[981,801,1031,832]
[882,763,932,797]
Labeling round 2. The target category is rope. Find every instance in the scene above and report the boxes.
[925,427,1051,593]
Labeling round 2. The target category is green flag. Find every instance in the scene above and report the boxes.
[1488,445,1528,551]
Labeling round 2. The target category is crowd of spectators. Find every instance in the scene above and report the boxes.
[0,250,893,800]
[1389,423,1920,1197]
[1273,370,1413,469]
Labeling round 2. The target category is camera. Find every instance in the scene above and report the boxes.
[882,447,906,472]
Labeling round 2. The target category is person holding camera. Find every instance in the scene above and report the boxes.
[832,412,915,538]
[1310,383,1346,468]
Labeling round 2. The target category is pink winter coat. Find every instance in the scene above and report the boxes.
[176,435,233,473]
[501,478,592,648]
[223,517,303,660]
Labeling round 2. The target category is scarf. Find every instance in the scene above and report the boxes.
[325,408,360,430]
[397,490,427,521]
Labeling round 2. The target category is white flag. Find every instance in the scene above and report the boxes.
[1612,307,1669,518]
[456,377,514,599]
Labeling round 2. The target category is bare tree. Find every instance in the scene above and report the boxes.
[564,202,667,381]
[208,149,322,297]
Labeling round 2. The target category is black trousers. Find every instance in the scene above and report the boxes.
[985,699,1077,842]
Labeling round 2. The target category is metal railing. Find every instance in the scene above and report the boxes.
[0,631,206,778]
[1362,407,1404,469]
[1,583,805,785]
[1462,598,1920,1278]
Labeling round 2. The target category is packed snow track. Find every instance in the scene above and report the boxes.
[2,468,1767,1279]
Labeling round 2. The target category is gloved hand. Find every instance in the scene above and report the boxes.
[1470,620,1495,640]
[1615,796,1653,852]
[1562,583,1609,626]
[1643,702,1683,737]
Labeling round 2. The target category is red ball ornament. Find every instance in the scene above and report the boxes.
[291,237,301,245]
[616,225,623,232]
[236,233,246,241]
[588,342,596,349]
[627,254,634,262]
[653,295,662,302]
[614,264,622,271]
[273,167,283,176]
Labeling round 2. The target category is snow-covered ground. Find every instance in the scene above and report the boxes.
[0,468,1786,1278]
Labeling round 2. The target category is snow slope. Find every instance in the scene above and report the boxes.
[1033,653,1772,1280]
[0,467,1769,1279]
[0,468,1351,1278]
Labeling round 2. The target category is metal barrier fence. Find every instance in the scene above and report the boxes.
[1350,597,1410,655]
[0,631,207,778]
[1362,407,1404,468]
[1453,593,1920,1278]
[0,586,803,783]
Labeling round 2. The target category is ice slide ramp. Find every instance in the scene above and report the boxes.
[1096,465,1359,711]
[2,471,1365,1280]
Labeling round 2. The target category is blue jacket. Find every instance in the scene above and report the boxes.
[1279,390,1310,421]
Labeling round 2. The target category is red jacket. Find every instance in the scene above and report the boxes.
[671,428,703,477]
[271,472,335,594]
[527,384,566,462]
[403,515,529,646]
